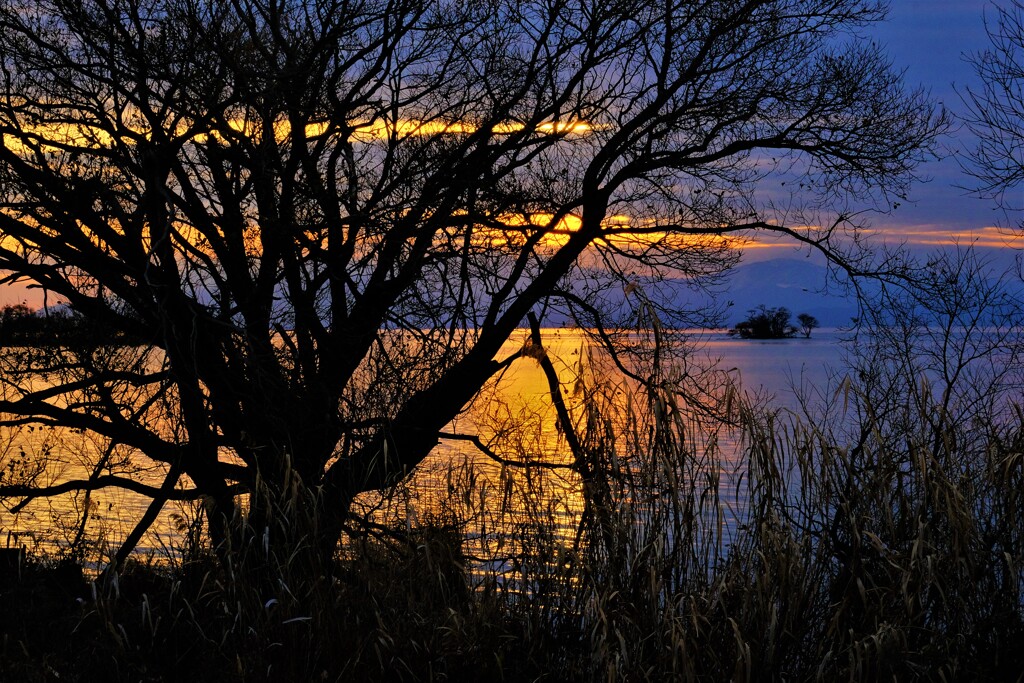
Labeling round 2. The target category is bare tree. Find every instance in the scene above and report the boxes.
[797,313,819,338]
[0,0,945,568]
[962,0,1024,228]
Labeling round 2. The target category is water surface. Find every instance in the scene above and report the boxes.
[1,329,850,562]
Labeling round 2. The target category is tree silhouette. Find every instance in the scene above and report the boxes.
[730,306,797,339]
[0,0,945,569]
[797,313,820,338]
[962,0,1024,228]
[0,304,34,344]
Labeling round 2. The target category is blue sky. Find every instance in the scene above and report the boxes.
[739,0,1023,269]
[861,1,1018,252]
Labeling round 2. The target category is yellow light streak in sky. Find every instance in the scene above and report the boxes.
[2,123,114,154]
[876,225,1024,248]
[472,212,753,252]
[2,112,600,153]
[349,118,600,141]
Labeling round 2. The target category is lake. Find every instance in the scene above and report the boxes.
[0,329,851,563]
[355,328,852,572]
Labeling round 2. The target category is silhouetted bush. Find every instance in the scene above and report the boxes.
[729,305,799,338]
[0,305,146,347]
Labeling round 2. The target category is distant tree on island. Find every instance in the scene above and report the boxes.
[797,313,820,338]
[0,304,143,346]
[729,306,819,339]
[0,303,44,344]
[0,302,32,326]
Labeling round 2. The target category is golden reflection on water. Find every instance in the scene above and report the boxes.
[0,424,186,561]
[351,329,592,569]
[0,329,605,562]
[0,329,766,567]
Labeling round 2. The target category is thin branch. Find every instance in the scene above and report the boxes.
[2,476,235,512]
[437,431,575,471]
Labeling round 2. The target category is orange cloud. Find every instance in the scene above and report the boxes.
[892,226,1023,248]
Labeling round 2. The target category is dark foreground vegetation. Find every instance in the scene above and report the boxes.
[0,0,1021,678]
[0,304,145,347]
[3,311,1023,682]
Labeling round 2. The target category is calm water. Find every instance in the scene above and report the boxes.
[364,329,851,567]
[692,329,848,408]
[1,329,850,561]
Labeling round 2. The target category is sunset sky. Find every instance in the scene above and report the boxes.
[739,0,1022,266]
[858,0,1021,256]
[0,2,1019,307]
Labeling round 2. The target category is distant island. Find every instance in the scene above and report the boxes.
[0,303,144,346]
[729,305,819,339]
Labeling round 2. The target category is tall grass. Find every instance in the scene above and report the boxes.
[3,319,1024,680]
